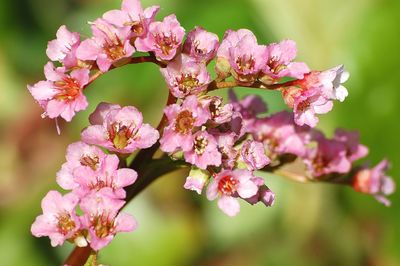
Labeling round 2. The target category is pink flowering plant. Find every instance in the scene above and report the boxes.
[28,0,395,264]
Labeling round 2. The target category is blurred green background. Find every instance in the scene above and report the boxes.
[0,0,399,265]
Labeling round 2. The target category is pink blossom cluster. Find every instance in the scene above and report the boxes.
[31,103,159,250]
[31,142,138,250]
[159,92,273,216]
[161,90,394,215]
[28,0,162,123]
[27,0,350,130]
[28,0,395,259]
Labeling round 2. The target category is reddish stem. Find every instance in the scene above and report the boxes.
[85,54,165,89]
[207,79,296,91]
[64,246,92,266]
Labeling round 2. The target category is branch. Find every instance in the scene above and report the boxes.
[85,54,165,89]
[207,79,296,92]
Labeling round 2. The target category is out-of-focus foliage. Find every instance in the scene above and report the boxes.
[0,0,399,265]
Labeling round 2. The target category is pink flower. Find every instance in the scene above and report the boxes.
[206,169,258,216]
[305,136,351,177]
[244,177,275,207]
[282,85,333,128]
[229,90,267,132]
[73,154,137,198]
[80,190,137,250]
[160,95,210,153]
[317,65,350,102]
[282,65,349,127]
[262,40,309,82]
[27,62,89,122]
[183,26,219,63]
[46,25,80,69]
[160,55,211,98]
[214,132,239,169]
[353,160,395,206]
[76,19,135,72]
[31,191,81,247]
[57,142,107,190]
[135,14,185,61]
[103,0,159,41]
[334,129,368,162]
[183,168,210,194]
[252,111,310,157]
[293,88,333,128]
[217,29,266,85]
[81,103,159,154]
[240,140,270,170]
[184,131,222,169]
[200,96,234,125]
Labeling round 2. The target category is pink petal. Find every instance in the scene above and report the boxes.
[76,39,100,61]
[103,10,130,27]
[28,81,57,101]
[46,99,65,119]
[285,62,310,79]
[314,100,333,114]
[96,54,112,72]
[41,191,63,213]
[44,62,63,81]
[101,154,120,174]
[218,196,240,217]
[60,102,76,122]
[237,179,258,199]
[122,0,142,14]
[89,102,121,125]
[115,212,137,232]
[206,179,219,200]
[115,168,138,187]
[133,123,159,149]
[56,163,76,190]
[81,125,108,145]
[31,215,54,237]
[70,68,90,87]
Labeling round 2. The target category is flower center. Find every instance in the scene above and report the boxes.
[175,74,199,94]
[296,100,311,112]
[80,155,100,170]
[312,154,329,176]
[57,212,76,235]
[194,135,208,155]
[268,57,286,74]
[54,77,81,102]
[194,40,207,55]
[91,214,115,238]
[155,33,177,56]
[124,20,144,36]
[218,175,238,195]
[103,39,126,61]
[236,55,255,72]
[108,122,136,149]
[209,99,222,119]
[89,174,115,192]
[174,110,195,134]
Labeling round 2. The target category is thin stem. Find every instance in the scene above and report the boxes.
[207,79,296,92]
[85,54,165,89]
[63,246,93,266]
